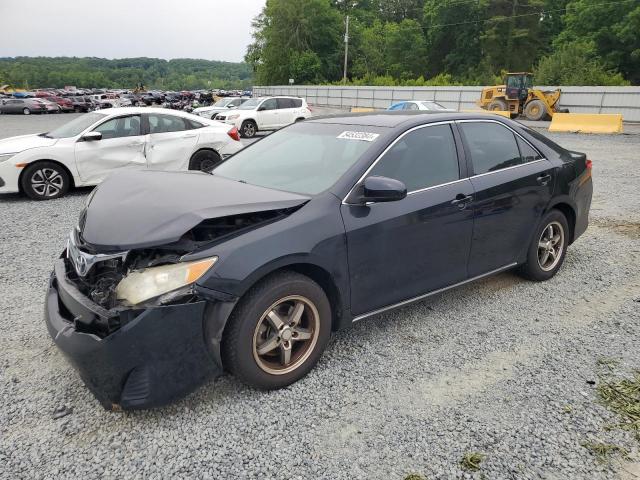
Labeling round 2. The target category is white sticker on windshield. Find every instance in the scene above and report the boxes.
[337,131,380,142]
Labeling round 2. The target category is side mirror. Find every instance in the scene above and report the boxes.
[81,131,102,142]
[350,176,407,204]
[257,105,267,111]
[228,105,237,109]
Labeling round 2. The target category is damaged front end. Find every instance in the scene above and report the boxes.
[46,206,299,410]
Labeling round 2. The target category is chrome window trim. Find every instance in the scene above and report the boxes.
[342,120,457,205]
[342,118,550,206]
[352,262,518,322]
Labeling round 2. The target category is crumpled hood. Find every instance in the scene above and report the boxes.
[0,133,58,154]
[81,170,310,251]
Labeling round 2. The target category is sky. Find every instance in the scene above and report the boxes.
[0,0,265,62]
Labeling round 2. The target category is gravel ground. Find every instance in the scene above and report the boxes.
[1,113,639,479]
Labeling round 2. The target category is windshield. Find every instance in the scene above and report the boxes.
[238,98,262,110]
[45,112,107,138]
[421,101,447,110]
[213,122,386,195]
[213,98,233,107]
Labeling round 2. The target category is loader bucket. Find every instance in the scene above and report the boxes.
[549,113,623,134]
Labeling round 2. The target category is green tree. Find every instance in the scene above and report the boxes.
[535,41,629,85]
[246,0,343,84]
[555,0,640,84]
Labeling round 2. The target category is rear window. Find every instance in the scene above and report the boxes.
[277,98,295,109]
[521,125,567,154]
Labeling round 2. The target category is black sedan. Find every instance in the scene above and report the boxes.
[45,112,592,410]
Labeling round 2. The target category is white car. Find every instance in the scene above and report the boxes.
[216,96,311,138]
[194,97,249,120]
[0,107,243,200]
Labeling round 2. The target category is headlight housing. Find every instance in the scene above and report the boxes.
[115,257,218,306]
[227,114,240,120]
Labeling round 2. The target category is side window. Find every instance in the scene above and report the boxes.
[276,98,294,109]
[403,102,419,111]
[261,98,278,110]
[368,124,460,192]
[185,118,205,130]
[460,122,522,174]
[148,114,187,134]
[516,137,543,163]
[94,115,141,140]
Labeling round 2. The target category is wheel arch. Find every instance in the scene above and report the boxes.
[225,260,346,333]
[188,148,221,169]
[546,199,577,243]
[17,159,76,193]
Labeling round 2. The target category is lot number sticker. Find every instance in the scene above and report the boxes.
[337,131,380,142]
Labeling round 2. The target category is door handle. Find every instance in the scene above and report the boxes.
[128,141,144,147]
[182,133,197,138]
[537,173,552,185]
[451,194,473,209]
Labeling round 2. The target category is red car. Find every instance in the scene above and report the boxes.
[44,96,74,112]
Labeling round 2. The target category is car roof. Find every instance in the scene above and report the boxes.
[307,111,514,128]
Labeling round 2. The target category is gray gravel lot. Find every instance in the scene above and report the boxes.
[1,113,639,479]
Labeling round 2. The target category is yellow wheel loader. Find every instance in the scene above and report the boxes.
[478,73,568,121]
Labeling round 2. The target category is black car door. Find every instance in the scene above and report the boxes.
[341,123,475,317]
[457,120,555,277]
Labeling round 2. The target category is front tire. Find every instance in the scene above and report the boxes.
[518,210,569,281]
[23,108,31,115]
[221,271,332,389]
[20,161,70,200]
[240,120,257,138]
[189,149,222,173]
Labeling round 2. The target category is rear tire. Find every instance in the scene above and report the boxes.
[488,99,508,111]
[524,100,547,121]
[240,120,257,138]
[188,149,222,173]
[23,108,31,115]
[20,161,70,200]
[518,210,569,281]
[221,271,332,390]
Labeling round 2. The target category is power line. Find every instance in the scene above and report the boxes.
[346,0,639,30]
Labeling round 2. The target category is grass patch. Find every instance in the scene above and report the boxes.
[581,442,629,463]
[597,370,640,438]
[460,452,484,472]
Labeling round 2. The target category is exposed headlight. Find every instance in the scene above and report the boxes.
[115,256,218,305]
[0,153,18,163]
[227,114,240,120]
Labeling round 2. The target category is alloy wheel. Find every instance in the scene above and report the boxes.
[252,295,320,375]
[243,122,256,137]
[30,168,64,198]
[537,221,564,271]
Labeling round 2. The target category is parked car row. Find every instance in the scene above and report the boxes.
[0,87,255,115]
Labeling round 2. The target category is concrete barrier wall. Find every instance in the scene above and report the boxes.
[253,85,640,122]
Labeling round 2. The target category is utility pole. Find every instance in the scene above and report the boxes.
[343,15,349,84]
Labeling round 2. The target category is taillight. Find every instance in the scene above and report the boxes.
[585,159,592,169]
[227,127,240,141]
[308,105,313,112]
